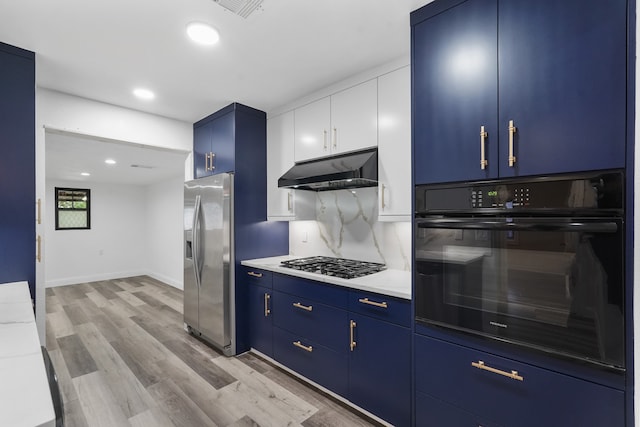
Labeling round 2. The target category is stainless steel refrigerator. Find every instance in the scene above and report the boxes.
[183,172,235,356]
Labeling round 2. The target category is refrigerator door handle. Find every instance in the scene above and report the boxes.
[192,194,202,288]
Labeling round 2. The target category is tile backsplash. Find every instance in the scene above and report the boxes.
[288,187,411,270]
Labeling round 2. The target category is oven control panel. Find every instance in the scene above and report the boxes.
[417,171,623,212]
[471,186,531,208]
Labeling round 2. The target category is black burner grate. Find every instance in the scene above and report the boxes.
[280,256,386,279]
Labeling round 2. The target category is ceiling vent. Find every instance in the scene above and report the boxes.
[213,0,264,18]
[130,164,155,169]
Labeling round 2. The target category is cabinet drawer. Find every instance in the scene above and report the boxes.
[273,327,348,396]
[273,273,348,309]
[348,290,410,327]
[415,334,624,427]
[241,267,272,288]
[416,391,499,427]
[272,291,348,352]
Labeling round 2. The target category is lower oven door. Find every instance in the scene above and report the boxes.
[415,216,624,370]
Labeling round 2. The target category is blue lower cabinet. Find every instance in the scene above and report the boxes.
[273,327,348,396]
[247,283,272,356]
[415,334,625,427]
[272,290,348,352]
[348,314,410,427]
[416,391,499,427]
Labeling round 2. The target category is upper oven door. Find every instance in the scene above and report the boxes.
[414,216,625,370]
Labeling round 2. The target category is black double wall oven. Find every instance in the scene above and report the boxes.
[414,171,625,371]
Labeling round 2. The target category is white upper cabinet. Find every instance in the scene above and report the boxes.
[267,111,314,221]
[294,79,378,162]
[330,78,378,156]
[378,66,411,221]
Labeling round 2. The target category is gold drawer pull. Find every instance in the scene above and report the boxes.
[508,120,517,167]
[247,271,263,278]
[480,125,488,170]
[293,302,313,312]
[358,298,388,309]
[472,360,523,381]
[350,320,357,351]
[293,341,313,352]
[264,293,271,317]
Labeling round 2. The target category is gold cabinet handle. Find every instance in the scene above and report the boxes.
[358,298,388,309]
[247,271,263,278]
[36,235,41,263]
[480,125,488,170]
[381,184,386,210]
[323,130,328,150]
[333,127,337,149]
[293,340,313,352]
[264,293,271,317]
[350,319,357,351]
[287,191,293,212]
[472,360,523,381]
[293,302,313,312]
[37,199,42,225]
[508,120,517,167]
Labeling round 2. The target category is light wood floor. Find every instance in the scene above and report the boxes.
[45,276,381,427]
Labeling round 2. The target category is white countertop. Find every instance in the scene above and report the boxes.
[241,256,411,300]
[0,281,55,427]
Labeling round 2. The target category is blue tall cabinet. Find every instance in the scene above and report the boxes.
[0,42,35,299]
[413,0,627,185]
[412,0,634,425]
[193,103,289,353]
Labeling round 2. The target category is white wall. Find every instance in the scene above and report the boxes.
[45,180,147,285]
[144,177,184,289]
[45,177,184,289]
[36,88,193,341]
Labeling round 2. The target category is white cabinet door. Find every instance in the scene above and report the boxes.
[294,97,331,162]
[378,67,411,221]
[267,111,314,220]
[330,79,378,155]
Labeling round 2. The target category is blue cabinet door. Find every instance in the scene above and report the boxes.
[412,0,498,184]
[273,326,349,396]
[193,120,212,179]
[193,110,235,178]
[348,314,411,427]
[497,0,626,177]
[416,391,499,427]
[415,334,625,427]
[0,44,35,297]
[209,111,235,174]
[248,283,272,356]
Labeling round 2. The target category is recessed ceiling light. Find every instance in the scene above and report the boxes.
[105,159,116,165]
[81,172,91,176]
[133,88,155,100]
[187,22,220,45]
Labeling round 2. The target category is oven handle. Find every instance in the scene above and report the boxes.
[416,218,618,233]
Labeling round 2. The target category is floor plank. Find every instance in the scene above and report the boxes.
[57,334,98,378]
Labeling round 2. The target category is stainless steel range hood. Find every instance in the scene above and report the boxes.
[278,148,378,191]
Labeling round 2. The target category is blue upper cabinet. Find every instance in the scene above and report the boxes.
[0,42,35,297]
[413,0,498,184]
[497,0,626,178]
[412,0,627,184]
[194,108,235,178]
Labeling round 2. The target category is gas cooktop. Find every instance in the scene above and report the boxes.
[280,256,386,279]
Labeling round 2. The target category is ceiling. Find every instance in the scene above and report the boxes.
[0,0,431,123]
[45,131,187,185]
[1,0,431,185]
